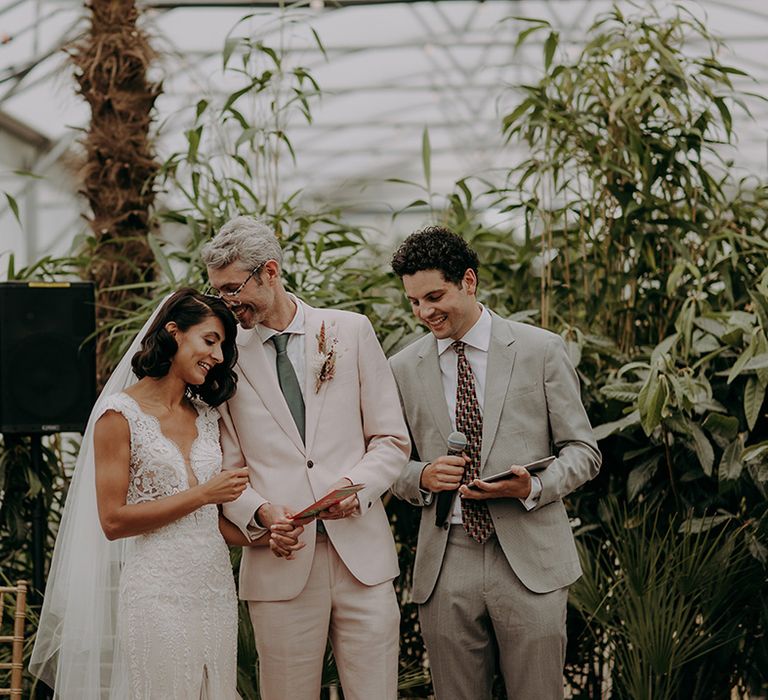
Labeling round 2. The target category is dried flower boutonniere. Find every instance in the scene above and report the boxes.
[312,321,340,392]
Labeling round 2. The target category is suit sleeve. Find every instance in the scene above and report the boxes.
[342,317,410,513]
[535,335,601,508]
[218,400,270,538]
[388,361,432,507]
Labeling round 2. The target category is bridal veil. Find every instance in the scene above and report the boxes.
[29,296,170,698]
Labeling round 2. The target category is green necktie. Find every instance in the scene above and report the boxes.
[271,334,305,443]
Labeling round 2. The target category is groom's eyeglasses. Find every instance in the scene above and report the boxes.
[207,263,264,301]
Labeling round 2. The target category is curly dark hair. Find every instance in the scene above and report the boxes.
[131,288,238,406]
[391,225,479,285]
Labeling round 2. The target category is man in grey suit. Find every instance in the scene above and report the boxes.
[390,226,601,699]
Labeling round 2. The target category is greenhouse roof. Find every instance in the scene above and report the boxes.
[1,0,767,266]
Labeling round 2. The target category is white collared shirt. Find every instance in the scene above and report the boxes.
[255,293,306,395]
[435,305,540,520]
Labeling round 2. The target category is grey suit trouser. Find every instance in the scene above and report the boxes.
[419,526,568,700]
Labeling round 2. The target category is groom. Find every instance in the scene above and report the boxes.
[389,226,601,699]
[202,216,409,700]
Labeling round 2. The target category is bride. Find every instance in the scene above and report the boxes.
[30,288,256,699]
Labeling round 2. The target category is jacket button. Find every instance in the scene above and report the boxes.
[443,523,449,530]
[367,501,372,509]
[307,460,314,468]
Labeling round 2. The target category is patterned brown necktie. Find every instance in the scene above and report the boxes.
[453,341,495,543]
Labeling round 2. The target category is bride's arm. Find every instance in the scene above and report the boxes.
[94,411,249,540]
[218,513,270,546]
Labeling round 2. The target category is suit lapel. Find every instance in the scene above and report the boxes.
[480,314,516,466]
[302,303,329,454]
[235,325,305,454]
[416,336,453,444]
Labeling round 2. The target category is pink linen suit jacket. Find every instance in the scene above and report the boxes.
[220,300,410,601]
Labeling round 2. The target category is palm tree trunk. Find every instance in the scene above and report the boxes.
[69,0,161,386]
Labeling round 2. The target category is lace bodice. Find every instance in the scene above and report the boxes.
[101,392,221,503]
[98,392,239,699]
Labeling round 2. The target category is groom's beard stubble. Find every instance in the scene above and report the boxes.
[232,303,258,329]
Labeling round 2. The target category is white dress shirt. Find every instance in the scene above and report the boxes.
[255,293,306,394]
[435,305,541,522]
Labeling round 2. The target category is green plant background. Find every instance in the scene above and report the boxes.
[2,4,767,699]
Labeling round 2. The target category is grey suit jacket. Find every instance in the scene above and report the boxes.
[390,312,601,602]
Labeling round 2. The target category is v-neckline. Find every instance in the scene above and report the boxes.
[121,393,204,484]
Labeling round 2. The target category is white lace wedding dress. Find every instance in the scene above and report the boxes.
[102,392,240,699]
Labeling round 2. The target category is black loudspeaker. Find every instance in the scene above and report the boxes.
[0,282,96,434]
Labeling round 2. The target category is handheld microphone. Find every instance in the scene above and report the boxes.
[435,431,467,527]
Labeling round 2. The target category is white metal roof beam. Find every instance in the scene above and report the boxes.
[142,0,439,8]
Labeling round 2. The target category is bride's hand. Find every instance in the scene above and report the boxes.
[200,468,249,504]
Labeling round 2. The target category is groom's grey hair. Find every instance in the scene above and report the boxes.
[201,216,283,270]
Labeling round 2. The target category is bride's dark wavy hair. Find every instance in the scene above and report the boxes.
[131,288,238,406]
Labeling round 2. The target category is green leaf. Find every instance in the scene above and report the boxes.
[543,31,559,70]
[638,373,668,436]
[223,83,257,112]
[502,100,534,134]
[147,234,176,285]
[600,382,641,403]
[744,376,764,431]
[747,534,768,564]
[742,353,768,371]
[651,333,678,364]
[421,127,431,191]
[743,440,768,463]
[716,64,749,77]
[257,43,280,68]
[693,316,726,338]
[593,410,641,441]
[721,327,744,346]
[222,37,240,69]
[749,291,768,334]
[713,96,732,135]
[719,436,744,481]
[12,169,43,179]
[185,126,202,162]
[397,199,428,213]
[385,177,423,188]
[565,339,581,368]
[688,421,715,476]
[4,192,21,226]
[627,456,659,501]
[513,24,548,51]
[666,261,686,295]
[727,311,757,332]
[702,413,739,443]
[26,469,42,498]
[310,27,328,60]
[727,342,756,384]
[506,16,551,26]
[235,127,259,148]
[678,514,733,534]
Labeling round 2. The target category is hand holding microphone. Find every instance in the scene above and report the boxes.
[420,431,468,492]
[421,431,468,527]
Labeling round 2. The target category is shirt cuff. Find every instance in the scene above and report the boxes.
[246,507,269,540]
[418,463,434,505]
[519,475,542,511]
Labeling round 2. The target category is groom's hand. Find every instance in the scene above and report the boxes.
[317,478,360,520]
[256,503,307,559]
